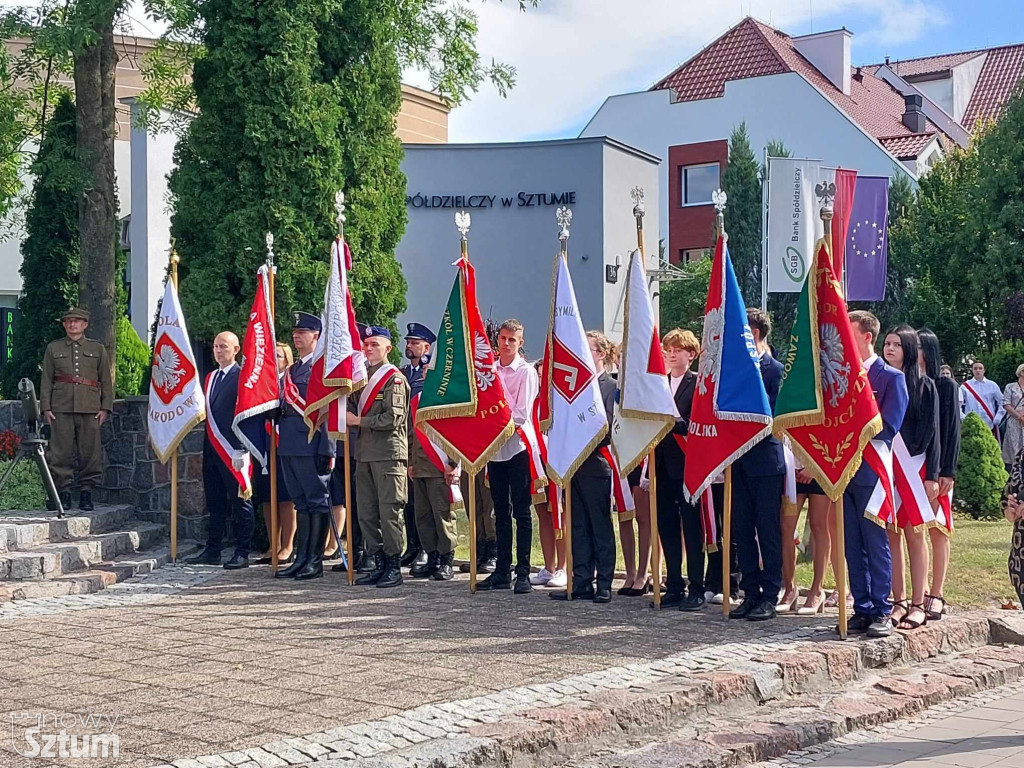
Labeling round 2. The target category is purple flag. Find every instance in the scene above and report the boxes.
[845,176,889,301]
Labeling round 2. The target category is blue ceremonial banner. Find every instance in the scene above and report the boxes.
[846,176,889,301]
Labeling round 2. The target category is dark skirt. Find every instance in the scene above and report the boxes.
[796,479,826,496]
[254,456,291,504]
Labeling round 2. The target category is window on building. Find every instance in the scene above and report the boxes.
[680,163,720,206]
[680,248,710,265]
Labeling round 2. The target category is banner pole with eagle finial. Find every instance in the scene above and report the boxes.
[556,205,575,598]
[335,192,356,585]
[265,231,281,573]
[455,210,479,593]
[169,242,180,561]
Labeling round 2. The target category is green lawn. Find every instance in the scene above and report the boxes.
[452,511,1016,608]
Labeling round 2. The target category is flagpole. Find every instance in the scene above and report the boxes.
[169,246,180,562]
[557,208,575,598]
[335,192,356,585]
[454,211,479,594]
[261,233,280,574]
[761,148,769,312]
[715,191,733,617]
[819,187,848,641]
[632,187,661,610]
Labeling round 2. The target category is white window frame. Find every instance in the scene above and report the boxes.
[680,162,720,207]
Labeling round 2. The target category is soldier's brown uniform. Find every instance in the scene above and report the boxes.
[356,363,410,557]
[41,334,113,493]
[409,431,458,557]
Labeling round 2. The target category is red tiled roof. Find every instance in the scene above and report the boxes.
[881,51,983,78]
[651,17,940,153]
[879,133,936,160]
[963,44,1024,128]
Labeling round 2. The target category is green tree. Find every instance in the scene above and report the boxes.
[1,94,81,396]
[955,412,1008,519]
[658,257,712,337]
[722,122,762,307]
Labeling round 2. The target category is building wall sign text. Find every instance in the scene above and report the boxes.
[406,191,577,210]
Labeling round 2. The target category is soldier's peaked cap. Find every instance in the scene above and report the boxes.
[61,307,89,322]
[293,312,322,333]
[404,322,436,344]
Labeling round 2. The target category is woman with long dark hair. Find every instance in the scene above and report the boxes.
[917,328,960,619]
[882,325,940,630]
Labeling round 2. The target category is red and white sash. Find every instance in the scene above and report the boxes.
[892,433,937,531]
[599,446,636,522]
[359,363,402,416]
[282,368,306,415]
[205,371,253,500]
[409,393,463,512]
[863,439,895,526]
[963,380,996,423]
[934,486,954,534]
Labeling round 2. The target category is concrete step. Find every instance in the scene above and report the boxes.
[0,539,203,602]
[0,522,167,580]
[0,504,135,550]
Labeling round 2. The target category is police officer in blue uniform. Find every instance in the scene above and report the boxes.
[400,322,436,571]
[275,312,336,581]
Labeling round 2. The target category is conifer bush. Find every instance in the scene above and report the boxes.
[955,412,1008,519]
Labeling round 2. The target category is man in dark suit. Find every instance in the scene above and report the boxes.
[652,329,704,610]
[275,312,336,581]
[729,309,786,621]
[187,331,255,569]
[846,311,909,638]
[400,322,435,571]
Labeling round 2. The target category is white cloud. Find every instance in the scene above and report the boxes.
[435,0,946,143]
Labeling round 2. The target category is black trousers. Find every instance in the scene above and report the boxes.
[732,465,784,603]
[281,456,331,517]
[203,448,255,556]
[570,471,615,593]
[488,451,533,576]
[704,483,740,596]
[656,475,704,595]
[329,450,361,553]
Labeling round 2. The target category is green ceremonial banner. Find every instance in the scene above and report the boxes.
[418,267,475,420]
[773,266,822,423]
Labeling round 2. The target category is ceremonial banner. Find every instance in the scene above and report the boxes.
[682,234,773,502]
[232,264,280,468]
[766,157,819,293]
[417,257,514,473]
[816,168,858,279]
[303,238,366,439]
[845,176,889,301]
[540,254,608,487]
[148,277,205,463]
[773,240,882,500]
[611,249,678,475]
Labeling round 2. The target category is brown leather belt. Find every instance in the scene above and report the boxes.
[55,373,100,387]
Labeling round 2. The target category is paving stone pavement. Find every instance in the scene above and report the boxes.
[0,563,835,768]
[756,679,1024,768]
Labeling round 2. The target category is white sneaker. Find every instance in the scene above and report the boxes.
[547,569,568,588]
[530,567,553,586]
[710,593,724,605]
[704,590,715,602]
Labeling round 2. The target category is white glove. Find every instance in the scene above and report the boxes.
[231,451,247,471]
[640,476,650,492]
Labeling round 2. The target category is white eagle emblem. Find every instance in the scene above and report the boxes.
[696,307,724,396]
[819,323,851,408]
[152,344,187,393]
[473,332,497,391]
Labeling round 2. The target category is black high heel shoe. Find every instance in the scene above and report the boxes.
[617,580,636,596]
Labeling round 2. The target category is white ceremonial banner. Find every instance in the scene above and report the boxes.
[766,157,820,293]
[148,278,205,463]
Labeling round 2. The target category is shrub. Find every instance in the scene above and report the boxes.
[0,459,47,510]
[978,340,1024,390]
[115,315,149,398]
[955,412,1008,519]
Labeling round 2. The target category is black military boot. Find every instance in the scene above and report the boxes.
[295,515,329,581]
[408,549,428,573]
[354,551,385,585]
[78,490,94,511]
[480,540,498,574]
[355,544,375,573]
[376,554,403,589]
[434,552,455,581]
[410,551,438,578]
[275,512,311,578]
[59,491,72,510]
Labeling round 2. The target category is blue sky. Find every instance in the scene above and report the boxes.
[438,0,1024,143]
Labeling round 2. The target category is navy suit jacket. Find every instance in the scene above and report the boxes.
[851,356,909,486]
[654,370,696,481]
[735,352,785,477]
[278,358,335,458]
[401,355,430,399]
[204,363,243,454]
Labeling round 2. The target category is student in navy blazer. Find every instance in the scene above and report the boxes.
[186,332,255,569]
[729,309,787,622]
[845,311,909,638]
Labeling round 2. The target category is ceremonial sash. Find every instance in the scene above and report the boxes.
[963,380,997,431]
[782,442,798,510]
[863,440,895,526]
[204,371,253,500]
[600,446,636,523]
[410,394,464,512]
[359,364,401,416]
[282,368,306,415]
[934,486,954,534]
[662,432,716,551]
[892,433,937,531]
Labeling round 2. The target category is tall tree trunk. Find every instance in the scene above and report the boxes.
[74,18,117,378]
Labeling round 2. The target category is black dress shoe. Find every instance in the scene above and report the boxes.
[409,549,429,571]
[434,552,455,581]
[729,597,760,619]
[400,548,421,568]
[78,490,94,511]
[660,590,684,608]
[224,554,249,570]
[185,548,222,565]
[550,589,595,601]
[410,551,439,578]
[747,599,777,622]
[477,573,511,590]
[513,574,532,594]
[355,552,386,585]
[679,594,707,612]
[593,588,612,604]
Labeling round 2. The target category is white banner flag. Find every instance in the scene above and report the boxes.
[539,254,608,487]
[611,250,678,475]
[148,278,205,463]
[766,157,819,293]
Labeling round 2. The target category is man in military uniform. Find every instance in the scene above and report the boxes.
[274,312,336,581]
[347,325,409,588]
[400,322,435,570]
[41,308,113,511]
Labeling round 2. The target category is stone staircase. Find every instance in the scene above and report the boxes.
[0,504,202,603]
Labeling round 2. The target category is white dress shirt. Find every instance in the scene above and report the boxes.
[961,376,1003,427]
[492,354,539,463]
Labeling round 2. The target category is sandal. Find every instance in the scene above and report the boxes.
[890,599,910,625]
[824,590,840,608]
[925,594,947,621]
[897,603,928,630]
